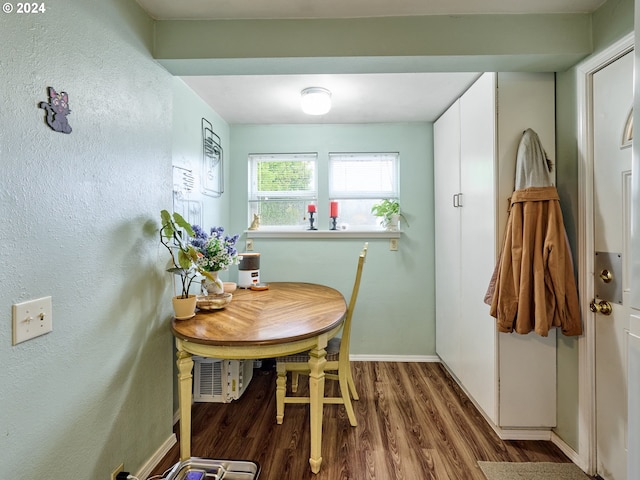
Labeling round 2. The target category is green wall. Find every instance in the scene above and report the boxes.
[154,14,592,75]
[0,0,176,478]
[228,124,435,356]
[171,78,231,230]
[555,67,583,450]
[170,78,231,410]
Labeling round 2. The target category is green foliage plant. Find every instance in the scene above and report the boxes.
[159,210,215,298]
[370,199,409,228]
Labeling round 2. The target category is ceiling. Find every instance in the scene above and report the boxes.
[180,73,482,124]
[137,0,605,125]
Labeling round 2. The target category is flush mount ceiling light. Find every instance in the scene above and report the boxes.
[300,87,332,115]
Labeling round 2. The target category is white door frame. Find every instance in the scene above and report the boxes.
[576,32,634,476]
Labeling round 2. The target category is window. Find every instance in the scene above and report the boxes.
[248,153,317,227]
[329,152,399,228]
[247,151,400,230]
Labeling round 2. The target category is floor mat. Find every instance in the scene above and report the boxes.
[477,462,591,480]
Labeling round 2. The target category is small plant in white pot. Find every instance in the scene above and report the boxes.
[159,210,215,318]
[371,199,409,231]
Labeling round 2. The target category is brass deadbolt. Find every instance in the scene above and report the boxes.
[599,269,613,283]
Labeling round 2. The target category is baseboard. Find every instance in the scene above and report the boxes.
[551,431,590,474]
[350,354,440,362]
[135,433,177,480]
[493,426,552,441]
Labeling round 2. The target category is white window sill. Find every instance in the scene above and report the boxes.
[244,228,402,239]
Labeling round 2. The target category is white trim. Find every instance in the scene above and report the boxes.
[245,229,401,239]
[552,431,588,473]
[136,433,177,480]
[350,354,440,362]
[493,428,552,441]
[576,31,634,477]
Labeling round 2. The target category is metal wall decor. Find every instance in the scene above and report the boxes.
[172,165,202,227]
[39,87,72,134]
[201,118,223,197]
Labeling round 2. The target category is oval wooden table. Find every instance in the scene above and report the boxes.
[171,282,347,474]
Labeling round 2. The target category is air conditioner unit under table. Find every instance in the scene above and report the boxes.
[193,357,254,403]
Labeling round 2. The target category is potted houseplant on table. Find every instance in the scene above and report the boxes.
[159,210,215,319]
[371,199,409,231]
[190,225,239,295]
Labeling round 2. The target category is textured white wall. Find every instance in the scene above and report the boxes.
[0,1,175,478]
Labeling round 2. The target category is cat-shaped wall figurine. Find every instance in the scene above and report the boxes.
[39,87,72,134]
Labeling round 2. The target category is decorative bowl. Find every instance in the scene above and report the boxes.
[223,282,237,293]
[196,293,232,310]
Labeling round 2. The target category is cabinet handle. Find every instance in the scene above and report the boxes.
[457,193,463,207]
[453,194,459,207]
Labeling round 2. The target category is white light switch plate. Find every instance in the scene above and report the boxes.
[12,296,53,345]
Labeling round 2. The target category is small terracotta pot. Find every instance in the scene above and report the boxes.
[172,294,197,319]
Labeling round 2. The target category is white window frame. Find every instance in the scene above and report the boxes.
[248,153,317,227]
[328,152,400,229]
[329,152,400,201]
[245,151,403,238]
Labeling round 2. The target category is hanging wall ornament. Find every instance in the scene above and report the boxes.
[201,117,223,197]
[39,87,72,134]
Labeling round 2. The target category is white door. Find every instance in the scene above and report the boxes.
[592,50,633,480]
[434,100,461,374]
[458,72,496,418]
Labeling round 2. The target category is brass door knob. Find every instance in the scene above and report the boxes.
[590,299,613,316]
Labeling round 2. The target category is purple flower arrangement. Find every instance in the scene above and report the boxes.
[190,225,240,272]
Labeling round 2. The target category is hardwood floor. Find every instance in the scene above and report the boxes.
[150,362,575,480]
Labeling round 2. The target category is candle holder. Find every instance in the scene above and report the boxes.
[330,216,338,230]
[307,211,317,230]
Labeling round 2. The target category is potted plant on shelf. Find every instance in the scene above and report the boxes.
[371,199,409,231]
[159,210,215,319]
[190,225,239,295]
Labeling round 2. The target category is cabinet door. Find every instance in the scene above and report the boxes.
[434,100,461,373]
[459,72,498,421]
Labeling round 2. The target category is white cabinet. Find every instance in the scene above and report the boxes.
[434,72,557,436]
[434,99,461,378]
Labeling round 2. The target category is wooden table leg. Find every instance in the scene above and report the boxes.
[276,361,286,424]
[308,342,327,473]
[176,347,194,461]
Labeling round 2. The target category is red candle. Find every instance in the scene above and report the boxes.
[307,204,316,213]
[330,201,338,217]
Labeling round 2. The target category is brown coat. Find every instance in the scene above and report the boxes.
[489,186,582,336]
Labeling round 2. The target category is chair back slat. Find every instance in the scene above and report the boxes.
[339,242,368,358]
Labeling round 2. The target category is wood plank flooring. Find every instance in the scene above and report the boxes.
[150,362,578,480]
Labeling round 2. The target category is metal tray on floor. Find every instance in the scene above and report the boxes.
[164,457,260,480]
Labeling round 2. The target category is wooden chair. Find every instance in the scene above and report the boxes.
[275,242,368,427]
